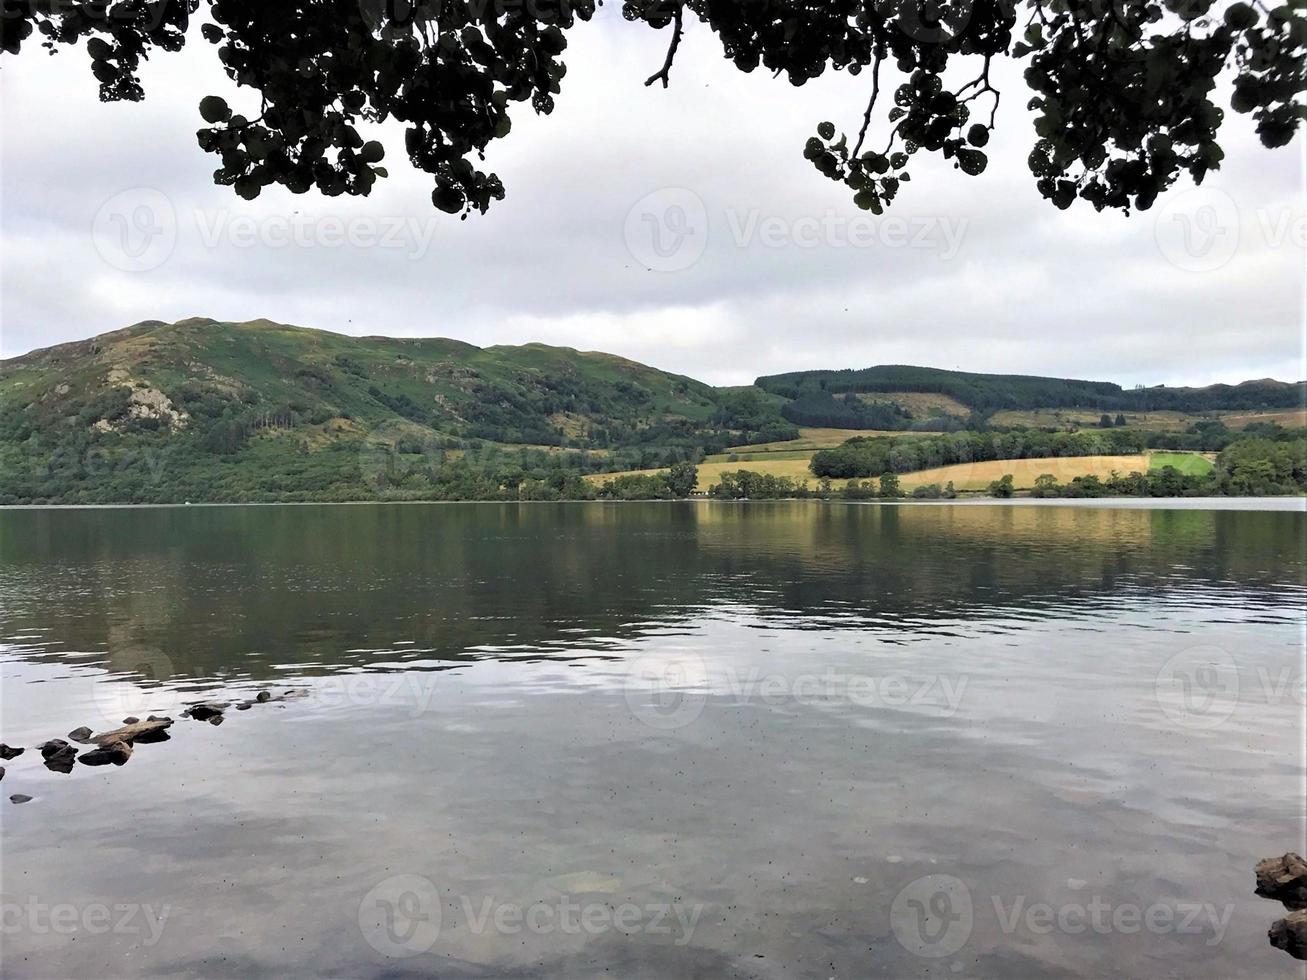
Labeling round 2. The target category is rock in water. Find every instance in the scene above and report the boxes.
[1257,854,1307,910]
[0,766,5,781]
[79,740,132,767]
[39,739,78,774]
[256,691,271,703]
[67,727,94,744]
[91,718,172,745]
[0,744,24,760]
[122,717,139,725]
[9,794,32,804]
[1270,909,1307,960]
[184,703,228,722]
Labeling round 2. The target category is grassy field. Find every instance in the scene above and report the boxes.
[1148,452,1214,475]
[590,456,843,493]
[990,407,1306,433]
[989,409,1198,431]
[725,427,899,454]
[852,391,971,417]
[898,455,1152,491]
[1218,408,1307,429]
[590,451,1171,494]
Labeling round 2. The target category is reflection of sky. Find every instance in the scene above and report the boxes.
[0,503,1304,977]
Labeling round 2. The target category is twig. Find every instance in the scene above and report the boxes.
[644,6,684,88]
[852,54,883,159]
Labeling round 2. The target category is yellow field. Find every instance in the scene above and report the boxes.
[989,409,1199,431]
[989,407,1306,433]
[1219,408,1307,428]
[590,456,838,493]
[590,452,1160,494]
[724,427,937,455]
[899,455,1151,491]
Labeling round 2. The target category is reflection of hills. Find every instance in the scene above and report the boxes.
[1,503,1302,683]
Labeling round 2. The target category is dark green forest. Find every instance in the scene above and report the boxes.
[759,365,1306,417]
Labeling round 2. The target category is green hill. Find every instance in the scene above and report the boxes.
[0,317,797,503]
[1,318,1302,503]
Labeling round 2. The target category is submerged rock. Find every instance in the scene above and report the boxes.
[39,739,78,774]
[1257,853,1307,910]
[79,740,132,767]
[1270,909,1307,960]
[0,744,24,760]
[9,793,32,804]
[236,701,253,711]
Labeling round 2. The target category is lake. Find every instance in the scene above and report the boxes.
[1,500,1304,978]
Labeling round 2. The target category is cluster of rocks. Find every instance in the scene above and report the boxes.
[1257,853,1307,960]
[1,689,308,805]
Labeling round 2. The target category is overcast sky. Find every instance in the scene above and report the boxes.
[2,10,1304,387]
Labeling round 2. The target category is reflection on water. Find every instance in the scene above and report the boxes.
[0,501,1304,978]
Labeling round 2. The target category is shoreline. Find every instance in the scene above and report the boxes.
[3,496,1304,512]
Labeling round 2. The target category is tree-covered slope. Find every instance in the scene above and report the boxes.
[757,364,1307,427]
[0,318,796,503]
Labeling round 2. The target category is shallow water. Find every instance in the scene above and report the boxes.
[1,501,1304,978]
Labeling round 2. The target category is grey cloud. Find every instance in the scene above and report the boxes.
[1,16,1302,388]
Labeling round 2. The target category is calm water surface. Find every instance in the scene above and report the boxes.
[1,501,1304,979]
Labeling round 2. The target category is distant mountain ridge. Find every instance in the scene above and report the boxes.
[756,364,1306,412]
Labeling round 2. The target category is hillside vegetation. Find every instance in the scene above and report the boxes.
[1,318,1303,504]
[758,364,1306,429]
